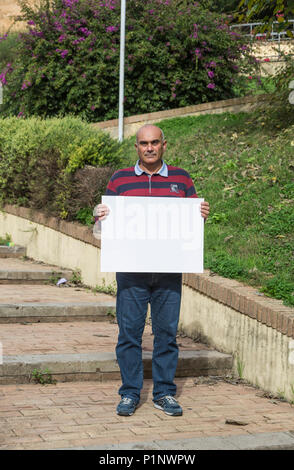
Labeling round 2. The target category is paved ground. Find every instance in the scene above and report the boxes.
[0,321,211,355]
[1,255,294,451]
[0,284,114,304]
[1,377,294,450]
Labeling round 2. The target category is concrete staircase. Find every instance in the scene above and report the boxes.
[0,245,233,385]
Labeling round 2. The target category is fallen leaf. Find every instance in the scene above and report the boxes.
[225,418,249,426]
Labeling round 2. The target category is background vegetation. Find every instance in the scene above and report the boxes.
[119,111,294,307]
[0,116,122,219]
[0,0,259,121]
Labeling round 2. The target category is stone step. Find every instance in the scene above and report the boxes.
[0,321,233,384]
[0,285,116,323]
[0,350,233,385]
[0,257,73,284]
[0,245,26,259]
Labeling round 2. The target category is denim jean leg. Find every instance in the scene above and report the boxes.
[150,273,182,401]
[115,273,151,402]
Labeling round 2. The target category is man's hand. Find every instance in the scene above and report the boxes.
[93,204,110,221]
[200,201,210,221]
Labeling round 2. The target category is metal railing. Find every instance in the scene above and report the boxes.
[230,20,294,42]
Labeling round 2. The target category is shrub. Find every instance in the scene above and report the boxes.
[0,32,19,71]
[0,116,122,219]
[0,0,258,121]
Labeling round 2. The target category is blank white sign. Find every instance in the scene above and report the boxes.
[100,196,204,273]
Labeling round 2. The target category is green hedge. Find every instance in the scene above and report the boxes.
[0,116,122,220]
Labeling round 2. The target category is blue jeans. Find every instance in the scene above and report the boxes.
[115,272,182,402]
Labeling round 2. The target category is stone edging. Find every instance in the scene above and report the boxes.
[2,204,101,249]
[3,204,294,339]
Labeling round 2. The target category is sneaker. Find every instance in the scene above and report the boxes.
[154,395,183,416]
[116,397,138,416]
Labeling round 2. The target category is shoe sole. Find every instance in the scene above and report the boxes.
[153,403,183,416]
[116,404,138,416]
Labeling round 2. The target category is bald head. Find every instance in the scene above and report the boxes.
[136,124,165,143]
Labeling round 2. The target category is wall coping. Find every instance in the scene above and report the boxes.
[91,94,269,130]
[2,203,101,249]
[2,203,294,339]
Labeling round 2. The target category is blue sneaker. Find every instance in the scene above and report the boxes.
[116,397,138,416]
[154,395,183,416]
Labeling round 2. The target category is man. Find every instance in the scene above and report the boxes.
[96,124,209,417]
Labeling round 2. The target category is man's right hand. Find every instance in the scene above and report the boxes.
[93,204,110,221]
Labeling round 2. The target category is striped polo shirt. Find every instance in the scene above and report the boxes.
[105,160,197,198]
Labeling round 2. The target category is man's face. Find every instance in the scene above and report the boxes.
[135,126,167,167]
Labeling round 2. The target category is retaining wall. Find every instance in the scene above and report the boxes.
[92,95,268,139]
[1,204,294,401]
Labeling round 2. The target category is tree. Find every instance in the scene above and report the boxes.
[237,0,294,37]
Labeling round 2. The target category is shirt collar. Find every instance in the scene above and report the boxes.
[135,160,168,177]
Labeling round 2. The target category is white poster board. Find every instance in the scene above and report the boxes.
[100,196,204,273]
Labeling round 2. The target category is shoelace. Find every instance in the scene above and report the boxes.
[163,395,178,405]
[121,397,133,405]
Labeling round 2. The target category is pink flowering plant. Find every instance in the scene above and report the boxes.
[1,0,258,121]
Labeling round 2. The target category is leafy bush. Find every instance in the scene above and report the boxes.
[0,32,19,71]
[0,116,122,219]
[0,0,258,121]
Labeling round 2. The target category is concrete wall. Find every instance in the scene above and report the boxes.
[252,41,294,75]
[0,205,115,287]
[1,205,294,401]
[180,284,294,402]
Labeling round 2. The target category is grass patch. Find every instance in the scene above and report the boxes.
[122,111,294,307]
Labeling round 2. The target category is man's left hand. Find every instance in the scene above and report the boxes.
[200,201,210,221]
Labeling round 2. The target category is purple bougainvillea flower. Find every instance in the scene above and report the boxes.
[207,83,215,89]
[60,50,69,58]
[80,27,92,36]
[106,26,118,32]
[0,73,7,85]
[207,70,214,78]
